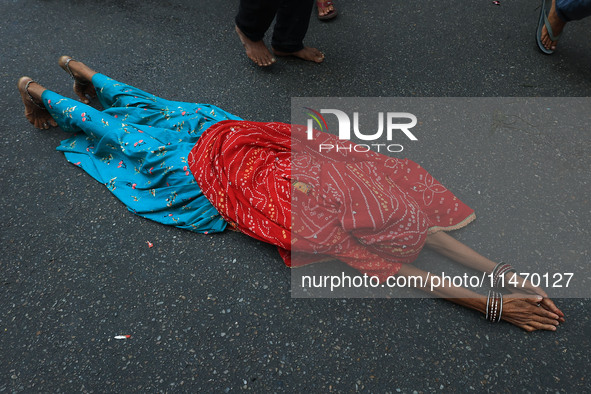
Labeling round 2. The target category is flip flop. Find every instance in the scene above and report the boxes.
[536,0,561,54]
[317,0,337,21]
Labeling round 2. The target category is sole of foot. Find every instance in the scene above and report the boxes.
[17,76,57,130]
[58,56,97,103]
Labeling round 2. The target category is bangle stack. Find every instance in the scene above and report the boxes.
[491,262,516,288]
[485,290,503,323]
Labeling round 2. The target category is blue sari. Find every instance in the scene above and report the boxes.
[41,73,242,233]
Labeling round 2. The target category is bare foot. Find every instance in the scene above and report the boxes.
[58,56,98,103]
[541,0,566,51]
[235,25,276,67]
[317,0,337,20]
[17,77,57,130]
[272,47,325,63]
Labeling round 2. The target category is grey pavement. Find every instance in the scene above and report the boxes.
[1,0,590,392]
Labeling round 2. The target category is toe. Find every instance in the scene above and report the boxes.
[58,55,71,68]
[541,31,551,49]
[313,49,325,63]
[76,90,89,103]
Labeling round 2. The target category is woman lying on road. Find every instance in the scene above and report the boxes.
[18,57,565,332]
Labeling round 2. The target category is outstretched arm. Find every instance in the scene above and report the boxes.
[396,264,564,332]
[425,231,555,297]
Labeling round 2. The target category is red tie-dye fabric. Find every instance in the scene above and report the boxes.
[189,120,475,282]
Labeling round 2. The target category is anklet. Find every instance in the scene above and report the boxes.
[24,80,46,109]
[63,58,90,86]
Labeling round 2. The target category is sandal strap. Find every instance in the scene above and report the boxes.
[63,57,90,86]
[543,6,561,42]
[317,0,334,7]
[24,80,46,109]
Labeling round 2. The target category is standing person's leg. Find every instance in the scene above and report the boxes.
[271,0,325,63]
[538,0,591,53]
[556,0,591,21]
[235,0,278,66]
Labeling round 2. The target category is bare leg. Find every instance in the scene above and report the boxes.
[58,56,98,103]
[17,77,57,130]
[235,25,277,67]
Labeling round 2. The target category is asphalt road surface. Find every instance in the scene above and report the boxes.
[2,0,590,392]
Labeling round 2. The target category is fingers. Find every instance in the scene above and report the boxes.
[524,295,543,306]
[540,297,565,320]
[514,290,566,323]
[519,322,557,332]
[528,303,560,322]
[523,296,560,320]
[536,315,560,327]
[503,295,563,331]
[514,315,558,332]
[541,296,562,315]
[529,320,558,331]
